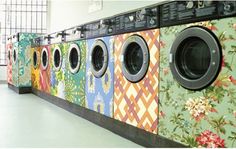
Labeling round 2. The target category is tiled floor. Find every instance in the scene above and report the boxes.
[0,84,142,148]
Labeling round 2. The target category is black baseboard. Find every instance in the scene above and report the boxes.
[8,83,32,94]
[31,88,187,148]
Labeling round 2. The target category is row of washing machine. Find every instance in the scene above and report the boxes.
[7,1,236,147]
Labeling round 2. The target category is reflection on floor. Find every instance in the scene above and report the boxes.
[0,84,142,148]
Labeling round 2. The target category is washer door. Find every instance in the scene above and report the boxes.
[121,35,149,83]
[169,26,222,90]
[41,47,49,70]
[13,48,17,64]
[68,44,81,74]
[33,50,38,69]
[53,46,62,71]
[8,50,11,63]
[90,40,108,78]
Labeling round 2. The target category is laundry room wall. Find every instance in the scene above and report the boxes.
[47,0,162,33]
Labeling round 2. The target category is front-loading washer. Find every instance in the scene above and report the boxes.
[10,32,39,93]
[50,32,66,99]
[114,6,159,133]
[159,1,236,147]
[39,35,51,94]
[63,27,87,106]
[31,37,41,90]
[85,18,115,117]
[7,36,13,85]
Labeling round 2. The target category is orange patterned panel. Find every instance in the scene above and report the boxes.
[7,43,13,85]
[114,29,160,134]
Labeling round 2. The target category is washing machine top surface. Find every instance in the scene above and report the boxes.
[160,1,236,27]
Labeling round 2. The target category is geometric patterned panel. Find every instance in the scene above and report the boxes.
[64,40,86,107]
[39,45,51,94]
[7,42,13,85]
[31,47,41,90]
[85,36,114,118]
[114,29,160,134]
[50,43,66,99]
[159,18,236,147]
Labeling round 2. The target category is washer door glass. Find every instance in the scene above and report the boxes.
[33,50,38,68]
[68,44,81,74]
[53,46,62,71]
[41,48,49,70]
[170,26,221,90]
[13,48,17,63]
[8,50,11,63]
[122,35,149,83]
[91,40,108,78]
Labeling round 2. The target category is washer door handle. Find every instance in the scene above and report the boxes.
[169,53,173,63]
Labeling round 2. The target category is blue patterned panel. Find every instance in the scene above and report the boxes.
[85,36,114,118]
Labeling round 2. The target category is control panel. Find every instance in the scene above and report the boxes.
[160,1,236,27]
[66,26,86,42]
[115,6,158,34]
[12,33,20,43]
[85,17,116,39]
[50,31,69,44]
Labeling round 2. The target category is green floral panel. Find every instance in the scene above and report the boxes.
[50,43,66,99]
[159,18,236,148]
[64,40,86,107]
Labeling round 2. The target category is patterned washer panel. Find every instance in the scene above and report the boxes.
[85,36,114,118]
[114,29,160,134]
[18,33,38,87]
[159,18,236,147]
[39,45,51,93]
[7,42,13,85]
[12,42,19,87]
[31,47,41,90]
[50,43,66,99]
[64,40,86,107]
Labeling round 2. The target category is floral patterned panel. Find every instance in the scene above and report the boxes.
[114,29,159,134]
[12,42,19,87]
[64,40,86,107]
[31,47,41,90]
[50,43,66,99]
[159,18,236,147]
[85,37,114,118]
[7,42,13,85]
[18,33,38,87]
[39,45,51,94]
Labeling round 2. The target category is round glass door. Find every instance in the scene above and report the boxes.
[41,47,49,70]
[13,48,17,64]
[33,50,38,69]
[53,46,62,71]
[68,44,81,74]
[121,35,149,83]
[90,40,108,78]
[169,26,222,90]
[8,50,11,63]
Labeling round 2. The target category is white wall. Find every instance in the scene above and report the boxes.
[48,0,161,33]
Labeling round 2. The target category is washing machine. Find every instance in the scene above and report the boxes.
[50,32,66,99]
[85,18,115,117]
[114,6,159,134]
[31,37,42,90]
[159,1,236,147]
[10,32,39,93]
[39,35,51,94]
[63,27,87,106]
[7,36,13,85]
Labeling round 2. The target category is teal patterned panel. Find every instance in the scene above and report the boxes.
[18,33,39,87]
[64,40,86,107]
[159,18,236,147]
